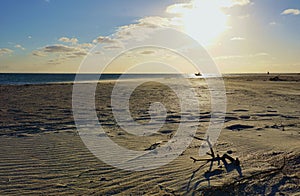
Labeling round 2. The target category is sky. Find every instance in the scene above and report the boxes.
[0,0,300,73]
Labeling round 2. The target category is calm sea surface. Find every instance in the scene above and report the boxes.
[0,73,187,85]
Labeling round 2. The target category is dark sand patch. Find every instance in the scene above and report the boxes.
[232,109,249,112]
[226,124,255,131]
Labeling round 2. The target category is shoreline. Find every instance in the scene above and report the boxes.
[0,73,299,86]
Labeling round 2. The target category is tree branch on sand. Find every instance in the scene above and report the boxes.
[186,136,242,192]
[190,136,240,174]
[197,156,289,195]
[187,136,290,195]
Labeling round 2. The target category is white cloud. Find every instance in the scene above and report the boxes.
[231,0,251,6]
[47,59,62,65]
[31,43,89,66]
[33,44,88,59]
[92,36,125,50]
[166,3,192,15]
[32,50,46,57]
[166,0,251,14]
[43,44,86,53]
[214,52,269,60]
[269,21,277,26]
[0,48,13,56]
[32,36,95,66]
[230,37,245,41]
[79,43,94,48]
[92,1,252,48]
[102,45,124,50]
[58,37,78,44]
[58,36,94,51]
[71,51,87,56]
[137,17,171,28]
[92,36,118,44]
[281,9,300,15]
[15,44,25,50]
[115,16,173,40]
[43,45,77,53]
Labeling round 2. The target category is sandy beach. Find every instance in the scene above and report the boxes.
[0,74,299,195]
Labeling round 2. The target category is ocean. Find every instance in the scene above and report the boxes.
[0,73,188,85]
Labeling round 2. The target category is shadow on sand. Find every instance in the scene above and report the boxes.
[186,136,243,195]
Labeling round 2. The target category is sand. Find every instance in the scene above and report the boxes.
[0,74,299,195]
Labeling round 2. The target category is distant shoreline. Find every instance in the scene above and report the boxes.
[0,73,299,85]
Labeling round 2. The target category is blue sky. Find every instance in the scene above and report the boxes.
[0,0,176,47]
[0,0,300,73]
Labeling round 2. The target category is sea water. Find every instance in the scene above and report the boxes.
[0,73,187,85]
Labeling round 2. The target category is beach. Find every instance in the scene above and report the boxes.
[0,74,299,195]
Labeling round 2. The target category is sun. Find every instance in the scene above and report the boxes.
[169,0,229,46]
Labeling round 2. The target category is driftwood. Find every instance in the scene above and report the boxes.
[197,156,288,195]
[190,136,241,175]
[188,136,292,194]
[186,136,242,192]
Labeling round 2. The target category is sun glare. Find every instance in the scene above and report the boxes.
[169,0,229,45]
